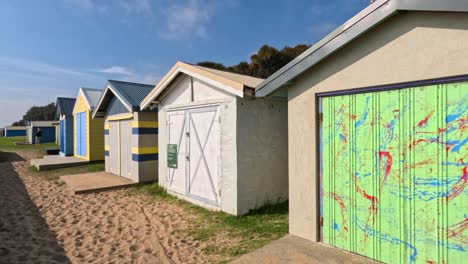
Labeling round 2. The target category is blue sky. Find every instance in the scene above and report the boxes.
[0,0,368,127]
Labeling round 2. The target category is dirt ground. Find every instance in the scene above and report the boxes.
[0,151,220,264]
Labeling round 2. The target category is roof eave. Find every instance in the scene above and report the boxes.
[255,0,468,97]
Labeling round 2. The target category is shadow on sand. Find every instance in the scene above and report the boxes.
[0,151,26,163]
[0,157,70,263]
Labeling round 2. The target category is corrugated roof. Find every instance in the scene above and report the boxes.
[55,97,76,118]
[255,0,468,96]
[140,61,265,109]
[81,88,103,111]
[108,80,154,107]
[92,80,155,118]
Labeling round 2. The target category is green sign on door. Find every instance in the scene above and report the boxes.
[167,144,178,168]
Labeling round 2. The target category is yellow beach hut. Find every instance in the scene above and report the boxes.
[72,88,105,161]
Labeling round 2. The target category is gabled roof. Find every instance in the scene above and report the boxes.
[140,61,264,109]
[255,0,468,96]
[93,80,155,118]
[55,97,76,119]
[74,87,103,112]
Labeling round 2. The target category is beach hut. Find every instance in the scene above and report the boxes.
[55,97,76,156]
[93,80,157,182]
[140,62,288,215]
[4,126,27,137]
[255,0,468,262]
[73,88,104,161]
[26,121,57,144]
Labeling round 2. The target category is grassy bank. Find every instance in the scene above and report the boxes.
[0,136,57,154]
[0,136,105,181]
[135,183,288,263]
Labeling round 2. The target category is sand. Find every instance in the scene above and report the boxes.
[0,151,215,264]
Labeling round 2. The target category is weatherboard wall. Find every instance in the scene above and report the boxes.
[284,10,468,258]
[104,111,158,183]
[73,93,104,161]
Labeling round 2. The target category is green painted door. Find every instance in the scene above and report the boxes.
[320,82,468,263]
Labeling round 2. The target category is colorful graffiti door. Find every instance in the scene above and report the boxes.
[320,82,468,263]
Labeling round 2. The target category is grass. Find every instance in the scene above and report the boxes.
[0,135,105,182]
[29,162,105,182]
[134,183,288,263]
[0,136,57,155]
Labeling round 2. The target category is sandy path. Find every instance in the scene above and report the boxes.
[0,151,214,264]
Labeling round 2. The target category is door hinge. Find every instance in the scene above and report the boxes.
[320,217,324,227]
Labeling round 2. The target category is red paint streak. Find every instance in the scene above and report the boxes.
[447,217,468,239]
[350,114,357,120]
[446,160,468,203]
[393,109,400,113]
[355,184,378,213]
[426,261,436,264]
[409,138,455,152]
[329,193,349,233]
[417,111,434,128]
[409,139,426,149]
[378,151,393,187]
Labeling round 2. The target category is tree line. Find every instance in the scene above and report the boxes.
[197,44,309,79]
[11,103,55,126]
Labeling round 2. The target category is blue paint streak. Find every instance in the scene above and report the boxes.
[355,96,370,128]
[333,222,339,231]
[442,161,467,167]
[355,218,417,263]
[451,136,468,153]
[339,134,347,141]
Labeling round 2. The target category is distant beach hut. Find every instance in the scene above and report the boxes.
[26,121,57,144]
[55,97,76,156]
[72,88,104,161]
[4,126,27,137]
[93,80,157,182]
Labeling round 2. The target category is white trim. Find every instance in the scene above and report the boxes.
[179,68,244,98]
[141,67,244,109]
[92,85,133,119]
[73,88,92,114]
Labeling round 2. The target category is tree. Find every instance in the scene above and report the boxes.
[197,61,227,71]
[11,102,56,126]
[197,44,309,79]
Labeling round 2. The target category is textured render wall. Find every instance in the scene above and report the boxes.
[158,74,239,214]
[134,112,158,182]
[236,97,288,215]
[287,11,468,241]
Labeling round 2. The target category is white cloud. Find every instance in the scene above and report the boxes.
[63,0,152,15]
[95,66,134,76]
[159,0,211,40]
[0,57,163,127]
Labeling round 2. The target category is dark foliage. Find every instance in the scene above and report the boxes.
[197,44,309,78]
[11,102,56,125]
